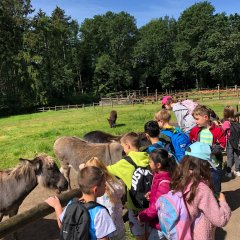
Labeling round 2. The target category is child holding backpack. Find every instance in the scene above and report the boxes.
[80,157,126,240]
[155,109,190,162]
[45,166,116,240]
[222,105,240,177]
[138,148,176,240]
[157,142,231,240]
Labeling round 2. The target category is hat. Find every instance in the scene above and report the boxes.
[161,96,173,105]
[185,142,217,170]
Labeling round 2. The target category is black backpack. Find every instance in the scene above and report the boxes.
[229,121,240,150]
[124,156,153,209]
[59,199,105,240]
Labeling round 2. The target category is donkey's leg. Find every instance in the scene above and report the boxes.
[60,164,71,190]
[0,212,3,222]
[9,208,19,240]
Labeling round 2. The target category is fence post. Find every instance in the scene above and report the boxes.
[62,106,63,110]
[82,104,85,109]
[155,89,158,102]
[68,105,69,110]
[42,107,45,112]
[217,84,220,100]
[93,103,95,109]
[55,106,57,111]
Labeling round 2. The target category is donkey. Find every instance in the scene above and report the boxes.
[83,130,151,149]
[0,154,68,223]
[54,136,123,189]
[107,110,117,128]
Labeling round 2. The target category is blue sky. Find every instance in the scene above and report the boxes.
[30,0,240,27]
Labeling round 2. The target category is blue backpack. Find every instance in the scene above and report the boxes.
[161,128,190,162]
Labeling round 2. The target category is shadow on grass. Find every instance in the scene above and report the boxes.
[115,123,126,127]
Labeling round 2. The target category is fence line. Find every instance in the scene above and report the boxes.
[0,189,81,238]
[36,86,240,112]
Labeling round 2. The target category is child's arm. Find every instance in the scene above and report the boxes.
[45,196,63,228]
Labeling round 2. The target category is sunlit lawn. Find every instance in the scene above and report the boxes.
[0,98,239,169]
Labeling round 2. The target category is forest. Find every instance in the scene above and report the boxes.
[1,0,240,114]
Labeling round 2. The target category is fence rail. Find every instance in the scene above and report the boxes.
[0,189,81,238]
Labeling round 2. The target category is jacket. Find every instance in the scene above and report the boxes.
[186,182,231,240]
[107,151,149,210]
[189,122,226,154]
[138,171,171,229]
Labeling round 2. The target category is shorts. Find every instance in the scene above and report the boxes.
[128,209,147,237]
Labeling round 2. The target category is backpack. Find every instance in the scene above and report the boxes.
[161,128,190,162]
[181,100,198,115]
[59,199,106,240]
[229,121,240,150]
[124,156,153,208]
[156,191,192,240]
[146,141,165,153]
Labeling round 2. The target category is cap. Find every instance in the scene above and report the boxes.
[161,96,173,105]
[185,142,217,170]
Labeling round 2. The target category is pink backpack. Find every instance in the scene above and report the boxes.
[156,190,192,240]
[181,100,198,115]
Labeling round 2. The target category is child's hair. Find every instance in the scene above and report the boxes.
[154,109,171,122]
[120,132,139,149]
[144,120,160,138]
[149,148,176,175]
[84,157,124,203]
[78,166,105,194]
[223,105,235,121]
[192,105,211,118]
[171,154,213,204]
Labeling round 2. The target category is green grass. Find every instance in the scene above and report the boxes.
[0,98,239,169]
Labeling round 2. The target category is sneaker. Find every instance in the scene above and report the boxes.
[225,172,232,178]
[233,171,240,177]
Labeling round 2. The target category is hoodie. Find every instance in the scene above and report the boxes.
[107,151,149,210]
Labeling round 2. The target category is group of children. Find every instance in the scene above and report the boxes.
[45,97,239,240]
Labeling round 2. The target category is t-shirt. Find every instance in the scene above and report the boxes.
[199,128,219,167]
[199,128,213,145]
[60,200,116,240]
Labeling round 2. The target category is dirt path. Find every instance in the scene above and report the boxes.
[2,170,240,240]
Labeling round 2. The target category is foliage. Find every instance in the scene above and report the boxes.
[1,1,240,115]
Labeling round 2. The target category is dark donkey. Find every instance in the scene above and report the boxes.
[0,154,68,223]
[107,110,117,128]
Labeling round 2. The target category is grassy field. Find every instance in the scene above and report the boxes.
[0,98,239,169]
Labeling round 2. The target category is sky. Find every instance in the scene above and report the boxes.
[30,0,240,27]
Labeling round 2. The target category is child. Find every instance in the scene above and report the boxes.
[144,120,165,153]
[107,132,149,240]
[80,157,126,240]
[45,166,116,240]
[222,106,240,177]
[161,96,197,134]
[155,109,190,162]
[170,142,231,240]
[138,148,176,240]
[190,105,226,195]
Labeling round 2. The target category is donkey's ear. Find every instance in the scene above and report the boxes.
[19,158,31,163]
[31,157,43,171]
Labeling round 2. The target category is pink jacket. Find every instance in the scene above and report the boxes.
[186,182,231,240]
[138,171,171,229]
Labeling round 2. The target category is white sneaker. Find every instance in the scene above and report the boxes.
[233,171,240,177]
[225,172,232,178]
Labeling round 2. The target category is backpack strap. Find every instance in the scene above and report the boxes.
[124,156,138,169]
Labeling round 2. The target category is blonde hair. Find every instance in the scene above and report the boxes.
[84,157,124,203]
[192,105,211,118]
[155,109,171,122]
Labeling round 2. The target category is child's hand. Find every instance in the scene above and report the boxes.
[218,193,226,202]
[45,196,61,209]
[145,191,150,201]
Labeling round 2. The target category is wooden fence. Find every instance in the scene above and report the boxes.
[36,86,240,112]
[0,189,81,238]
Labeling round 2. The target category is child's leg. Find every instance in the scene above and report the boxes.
[210,166,222,195]
[233,148,240,172]
[226,142,233,173]
[128,209,147,240]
